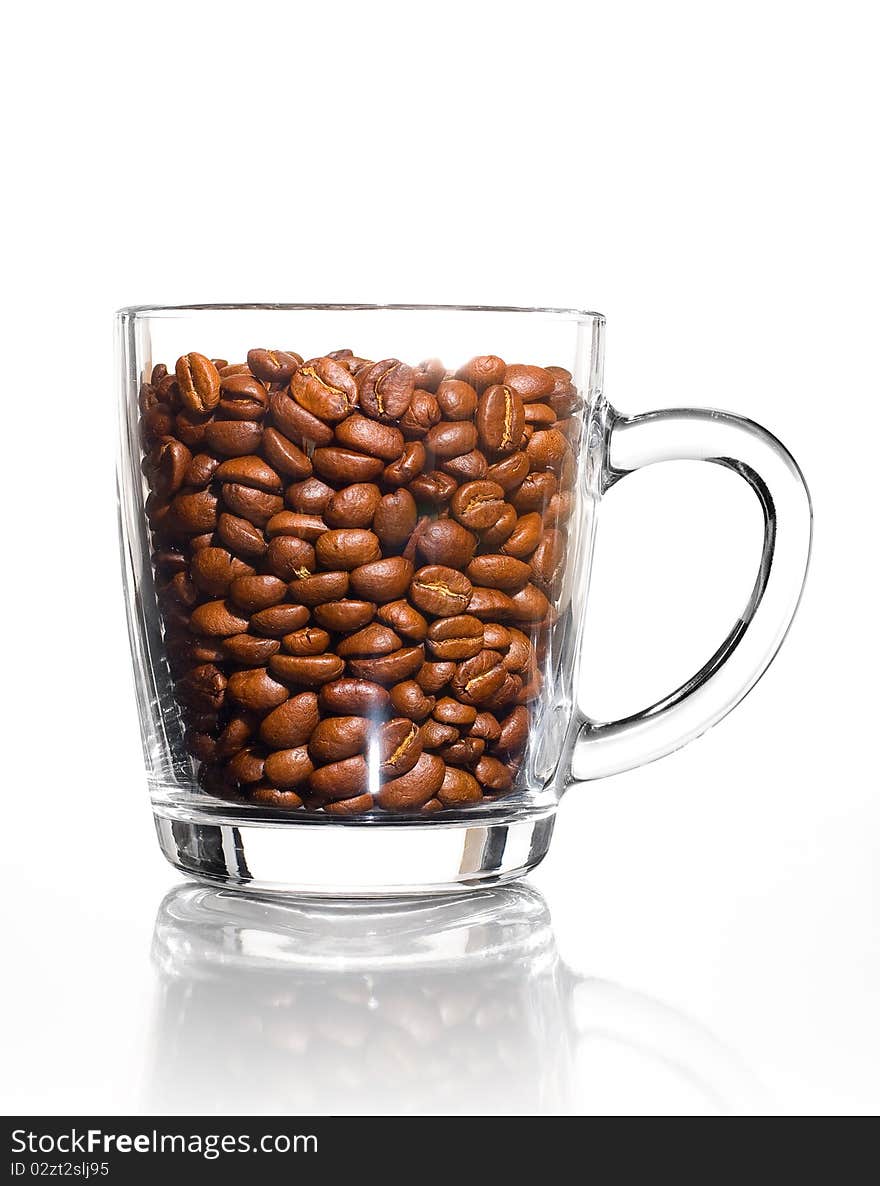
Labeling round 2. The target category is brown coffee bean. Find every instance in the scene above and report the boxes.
[383,441,426,486]
[215,712,258,759]
[416,661,455,694]
[190,547,254,597]
[227,747,266,785]
[216,512,268,559]
[281,626,332,656]
[290,356,358,422]
[441,449,488,483]
[476,385,526,455]
[228,574,287,612]
[151,438,191,498]
[190,600,250,637]
[264,746,315,789]
[259,692,320,748]
[247,348,302,384]
[268,511,327,542]
[171,489,218,534]
[378,750,445,810]
[407,470,458,505]
[503,364,555,402]
[315,528,381,571]
[375,717,421,778]
[308,755,371,801]
[413,359,445,391]
[335,414,405,461]
[313,446,385,485]
[439,737,485,766]
[468,711,502,742]
[266,535,317,581]
[421,719,458,749]
[511,471,557,513]
[435,379,478,421]
[373,489,418,550]
[348,644,425,685]
[227,667,290,712]
[400,390,441,438]
[175,664,227,712]
[336,624,402,658]
[160,571,198,608]
[249,603,310,637]
[389,680,435,721]
[433,697,478,726]
[543,491,574,529]
[288,570,350,606]
[324,793,375,816]
[221,483,283,528]
[140,403,176,445]
[508,583,551,623]
[451,650,506,705]
[185,731,218,762]
[483,623,512,651]
[415,519,477,568]
[425,420,478,461]
[285,477,334,514]
[260,428,313,480]
[527,428,569,474]
[478,503,518,551]
[426,615,485,661]
[221,634,282,666]
[450,480,506,530]
[319,678,390,716]
[269,390,334,447]
[175,352,220,415]
[183,452,219,488]
[313,600,376,632]
[474,755,514,793]
[308,717,370,764]
[455,355,506,393]
[530,528,565,594]
[204,421,263,457]
[218,373,269,420]
[269,653,346,686]
[466,554,532,592]
[501,512,543,558]
[486,451,530,492]
[523,402,557,426]
[349,556,414,602]
[173,408,210,450]
[249,785,304,810]
[324,484,382,529]
[438,766,482,805]
[376,599,428,642]
[357,358,415,422]
[410,565,472,617]
[494,706,530,757]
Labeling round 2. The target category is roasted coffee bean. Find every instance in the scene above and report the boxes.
[425,421,478,460]
[227,746,266,785]
[269,653,346,686]
[227,667,290,712]
[468,711,502,742]
[347,645,425,685]
[378,718,423,777]
[438,766,482,805]
[285,477,334,514]
[228,574,287,612]
[479,503,518,551]
[308,755,370,801]
[373,489,418,550]
[249,603,310,637]
[190,548,254,597]
[523,402,557,426]
[511,470,557,513]
[313,600,376,632]
[503,364,555,402]
[486,450,530,492]
[151,438,191,498]
[264,745,314,789]
[140,403,176,445]
[416,660,455,694]
[501,512,543,558]
[173,408,210,450]
[483,623,512,651]
[494,706,530,757]
[250,784,304,810]
[281,626,332,656]
[183,452,219,488]
[451,650,506,705]
[476,384,525,455]
[450,480,506,530]
[435,379,478,421]
[204,420,263,457]
[313,446,385,485]
[247,348,302,384]
[288,570,350,605]
[530,529,566,594]
[221,482,284,527]
[216,512,268,559]
[389,680,435,721]
[527,428,569,474]
[383,441,426,486]
[413,358,445,391]
[218,373,269,420]
[456,355,506,393]
[410,565,472,617]
[334,414,405,461]
[176,352,220,415]
[216,712,258,759]
[269,390,334,447]
[336,623,402,658]
[172,489,218,534]
[421,719,458,749]
[261,427,313,480]
[426,615,484,661]
[268,511,327,542]
[376,599,428,642]
[415,519,477,568]
[433,697,478,726]
[221,634,282,666]
[265,535,317,581]
[378,751,445,810]
[474,755,514,793]
[319,678,390,716]
[349,556,414,602]
[175,664,227,712]
[259,692,320,749]
[438,734,485,766]
[358,358,415,422]
[407,470,458,505]
[466,554,532,592]
[324,793,374,816]
[508,583,551,623]
[315,528,381,570]
[190,600,250,637]
[290,356,358,422]
[308,717,370,764]
[440,449,488,483]
[400,389,441,438]
[324,483,382,529]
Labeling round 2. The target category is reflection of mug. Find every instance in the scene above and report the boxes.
[118,305,811,894]
[148,886,761,1115]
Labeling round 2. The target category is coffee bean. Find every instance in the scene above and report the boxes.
[290,356,358,422]
[440,449,488,483]
[479,504,518,550]
[508,583,551,623]
[175,664,227,712]
[377,751,445,810]
[175,352,220,415]
[184,452,220,488]
[494,706,530,757]
[426,615,484,661]
[383,441,426,486]
[408,470,458,505]
[269,653,346,686]
[438,766,482,805]
[527,428,569,474]
[357,358,415,422]
[221,634,282,666]
[465,554,532,592]
[435,379,478,421]
[334,414,405,461]
[259,692,320,748]
[267,511,327,542]
[215,456,282,493]
[228,574,287,613]
[476,385,526,455]
[349,556,414,602]
[450,480,505,530]
[319,678,390,716]
[501,512,543,558]
[425,421,478,460]
[269,390,334,447]
[373,489,418,550]
[315,528,382,570]
[336,623,402,658]
[288,570,350,606]
[438,737,485,766]
[433,697,478,726]
[313,446,385,485]
[389,680,435,721]
[190,600,250,637]
[410,565,472,617]
[523,402,557,426]
[511,471,557,513]
[416,661,455,694]
[285,477,334,514]
[221,483,284,527]
[261,428,313,480]
[450,650,506,705]
[218,373,269,420]
[227,746,266,785]
[250,785,304,810]
[249,603,310,637]
[503,364,555,401]
[216,512,268,558]
[190,547,254,597]
[421,719,458,749]
[313,600,376,632]
[308,717,370,764]
[486,451,530,492]
[265,535,317,581]
[281,626,332,656]
[151,438,191,498]
[376,599,428,642]
[400,389,441,438]
[308,755,371,801]
[264,745,315,789]
[474,755,514,792]
[216,712,258,759]
[247,348,302,384]
[415,519,477,568]
[468,710,502,742]
[172,489,218,534]
[530,528,566,594]
[347,645,425,685]
[455,355,506,393]
[227,667,290,712]
[324,793,375,816]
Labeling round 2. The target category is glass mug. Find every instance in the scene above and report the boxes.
[117,304,811,895]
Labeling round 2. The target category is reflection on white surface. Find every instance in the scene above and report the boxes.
[148,884,761,1115]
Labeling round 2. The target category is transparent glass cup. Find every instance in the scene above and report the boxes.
[117,305,811,896]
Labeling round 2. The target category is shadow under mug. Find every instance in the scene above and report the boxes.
[117,305,811,894]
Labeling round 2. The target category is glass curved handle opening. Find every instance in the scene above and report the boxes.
[568,407,812,784]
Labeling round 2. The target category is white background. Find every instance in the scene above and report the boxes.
[1,0,877,1115]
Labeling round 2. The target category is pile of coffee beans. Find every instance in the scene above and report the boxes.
[138,348,580,814]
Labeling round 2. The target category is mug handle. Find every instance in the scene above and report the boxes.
[569,407,812,782]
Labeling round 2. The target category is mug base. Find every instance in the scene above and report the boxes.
[154,810,555,898]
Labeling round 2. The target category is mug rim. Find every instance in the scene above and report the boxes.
[116,301,605,322]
